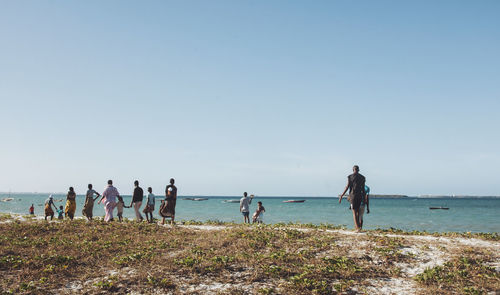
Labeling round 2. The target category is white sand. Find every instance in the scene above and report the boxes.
[363,278,418,295]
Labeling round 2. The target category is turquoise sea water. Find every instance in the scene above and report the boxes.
[1,194,499,233]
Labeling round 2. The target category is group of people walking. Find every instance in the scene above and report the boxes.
[40,165,370,230]
[44,178,178,225]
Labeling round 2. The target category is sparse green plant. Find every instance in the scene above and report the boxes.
[0,217,497,294]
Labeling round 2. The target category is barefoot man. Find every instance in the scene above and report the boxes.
[129,180,144,222]
[339,165,366,232]
[239,192,253,224]
[99,180,120,222]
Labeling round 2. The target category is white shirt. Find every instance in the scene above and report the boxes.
[240,196,252,212]
[102,185,119,203]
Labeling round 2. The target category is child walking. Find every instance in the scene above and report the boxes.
[143,187,155,223]
[116,196,126,222]
[57,206,64,220]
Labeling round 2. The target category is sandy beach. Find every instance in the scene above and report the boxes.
[0,214,498,294]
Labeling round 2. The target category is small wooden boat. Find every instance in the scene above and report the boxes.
[223,199,240,203]
[193,198,208,201]
[182,198,195,200]
[283,200,306,203]
[429,207,449,210]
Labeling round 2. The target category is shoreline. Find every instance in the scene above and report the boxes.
[2,196,499,234]
[0,215,498,294]
[3,193,500,198]
[1,213,498,237]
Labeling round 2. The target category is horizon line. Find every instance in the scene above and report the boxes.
[1,192,499,198]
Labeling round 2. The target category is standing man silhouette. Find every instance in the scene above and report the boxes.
[160,178,177,225]
[130,180,144,222]
[339,165,366,232]
[99,180,120,222]
[239,192,254,223]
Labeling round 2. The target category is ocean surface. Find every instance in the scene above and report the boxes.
[1,194,499,233]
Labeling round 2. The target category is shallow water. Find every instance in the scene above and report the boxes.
[1,194,499,233]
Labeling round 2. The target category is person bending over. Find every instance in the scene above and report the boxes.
[252,201,265,224]
[44,195,57,220]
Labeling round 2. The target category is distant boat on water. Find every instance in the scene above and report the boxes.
[283,200,306,203]
[2,190,13,202]
[429,207,449,210]
[223,200,240,203]
[182,197,208,201]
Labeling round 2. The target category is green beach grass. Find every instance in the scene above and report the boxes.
[0,216,498,294]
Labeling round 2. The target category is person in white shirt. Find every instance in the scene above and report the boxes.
[239,192,254,223]
[98,180,120,222]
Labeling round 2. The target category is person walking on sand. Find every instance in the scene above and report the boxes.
[160,178,177,225]
[99,180,120,222]
[339,165,366,232]
[239,192,253,223]
[143,187,155,223]
[116,195,128,222]
[65,187,77,220]
[44,195,57,220]
[82,184,101,221]
[129,180,144,222]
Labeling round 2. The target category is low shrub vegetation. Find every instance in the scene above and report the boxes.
[0,218,497,294]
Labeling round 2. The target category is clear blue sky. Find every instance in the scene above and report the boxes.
[1,1,499,196]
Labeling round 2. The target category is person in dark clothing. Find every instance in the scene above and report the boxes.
[160,178,177,225]
[129,180,144,222]
[339,165,366,232]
